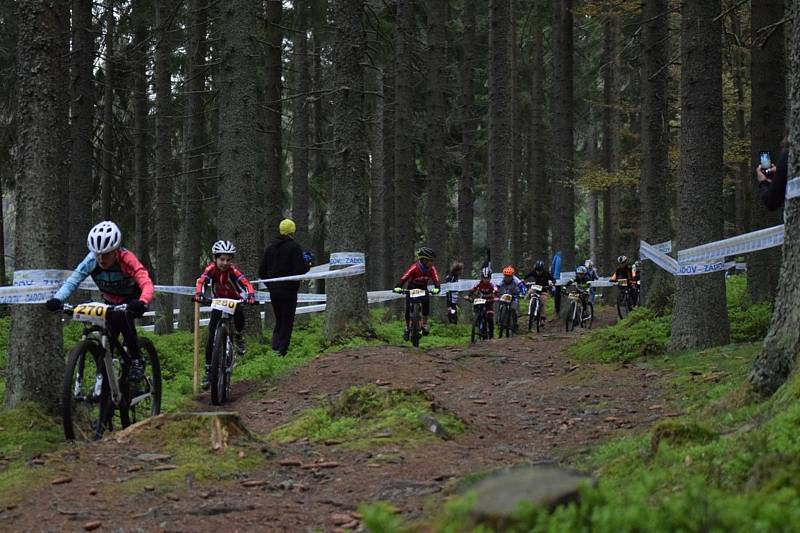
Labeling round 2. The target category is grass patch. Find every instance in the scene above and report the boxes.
[268,385,465,448]
[570,276,771,364]
[0,402,66,507]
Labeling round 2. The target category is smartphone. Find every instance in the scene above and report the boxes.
[759,151,772,169]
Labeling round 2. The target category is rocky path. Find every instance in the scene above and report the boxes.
[5,308,673,532]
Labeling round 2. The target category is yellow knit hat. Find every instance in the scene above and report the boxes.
[279,218,296,236]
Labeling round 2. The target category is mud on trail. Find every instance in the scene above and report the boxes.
[5,308,674,532]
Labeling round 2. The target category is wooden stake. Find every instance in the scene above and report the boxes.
[193,300,200,395]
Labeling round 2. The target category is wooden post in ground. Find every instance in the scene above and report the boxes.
[193,301,200,394]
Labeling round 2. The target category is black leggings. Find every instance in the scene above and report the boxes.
[107,310,141,360]
[205,307,245,365]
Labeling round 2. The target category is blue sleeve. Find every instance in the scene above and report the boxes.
[54,253,96,301]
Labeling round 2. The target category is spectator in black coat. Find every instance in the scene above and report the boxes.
[259,218,311,355]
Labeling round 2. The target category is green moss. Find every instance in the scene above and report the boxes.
[649,420,715,453]
[0,402,66,506]
[268,385,464,448]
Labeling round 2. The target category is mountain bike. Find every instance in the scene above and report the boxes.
[466,296,492,342]
[616,279,637,320]
[201,298,253,405]
[565,287,593,332]
[496,293,517,338]
[527,284,544,333]
[60,302,161,441]
[398,288,430,348]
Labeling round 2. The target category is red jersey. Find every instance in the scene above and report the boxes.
[470,280,497,301]
[398,261,441,290]
[195,263,255,300]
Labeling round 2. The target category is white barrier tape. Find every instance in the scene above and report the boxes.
[640,241,678,275]
[250,263,364,285]
[787,177,800,200]
[676,224,785,264]
[329,252,366,266]
[653,240,673,254]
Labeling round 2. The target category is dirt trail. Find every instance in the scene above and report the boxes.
[5,308,673,532]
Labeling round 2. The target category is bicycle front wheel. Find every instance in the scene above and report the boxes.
[62,340,106,441]
[582,302,594,330]
[566,301,577,332]
[410,303,421,347]
[210,322,230,405]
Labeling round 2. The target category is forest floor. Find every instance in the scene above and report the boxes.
[3,307,677,532]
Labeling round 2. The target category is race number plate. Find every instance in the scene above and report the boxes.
[211,298,239,315]
[473,298,487,306]
[72,302,109,325]
[500,294,513,303]
[531,284,543,292]
[618,278,628,286]
[409,289,426,299]
[568,293,580,300]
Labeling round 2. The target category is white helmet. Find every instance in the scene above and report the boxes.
[212,240,236,255]
[87,221,121,254]
[584,259,594,268]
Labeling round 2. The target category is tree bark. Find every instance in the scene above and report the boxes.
[669,0,729,350]
[68,0,94,265]
[99,0,115,222]
[381,63,395,288]
[132,1,151,269]
[366,64,385,290]
[324,0,370,339]
[264,0,285,240]
[425,0,448,267]
[393,0,415,279]
[748,1,800,397]
[748,0,784,303]
[528,21,548,264]
[153,1,175,335]
[291,0,311,246]
[311,31,328,293]
[177,0,208,331]
[638,0,674,309]
[551,0,575,270]
[459,0,478,274]
[218,0,262,338]
[6,0,69,411]
[488,0,513,267]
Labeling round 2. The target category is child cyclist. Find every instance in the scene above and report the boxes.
[468,267,498,338]
[393,247,442,340]
[444,261,464,324]
[46,221,153,385]
[193,240,256,390]
[496,265,523,330]
[523,260,556,323]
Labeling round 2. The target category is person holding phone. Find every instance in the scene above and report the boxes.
[756,142,789,211]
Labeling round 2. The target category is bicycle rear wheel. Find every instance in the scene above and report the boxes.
[129,337,162,423]
[616,290,630,320]
[210,322,230,405]
[62,340,107,441]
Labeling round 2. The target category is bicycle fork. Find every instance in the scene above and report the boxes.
[101,336,123,405]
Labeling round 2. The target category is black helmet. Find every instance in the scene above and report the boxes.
[416,247,435,260]
[534,260,545,271]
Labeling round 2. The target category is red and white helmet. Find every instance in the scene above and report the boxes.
[87,221,121,254]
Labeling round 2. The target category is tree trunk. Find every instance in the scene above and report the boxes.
[177,0,208,331]
[381,63,395,288]
[748,0,785,303]
[393,0,415,279]
[68,0,94,265]
[669,0,729,350]
[488,0,513,267]
[748,1,800,397]
[6,0,69,411]
[324,0,370,339]
[132,1,151,269]
[459,0,478,274]
[154,1,175,335]
[291,0,311,246]
[366,65,385,290]
[551,0,575,270]
[99,0,115,221]
[218,0,262,338]
[264,0,285,240]
[638,0,674,309]
[601,17,620,274]
[528,21,548,264]
[425,0,448,267]
[311,32,328,293]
